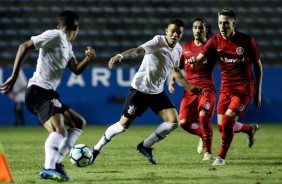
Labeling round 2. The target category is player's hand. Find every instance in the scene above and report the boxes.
[108,54,123,69]
[1,76,17,94]
[168,80,175,94]
[254,92,261,110]
[189,85,204,95]
[186,56,197,68]
[186,56,197,64]
[85,47,95,59]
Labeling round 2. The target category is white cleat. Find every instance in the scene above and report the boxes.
[212,157,226,166]
[197,138,204,154]
[203,152,213,161]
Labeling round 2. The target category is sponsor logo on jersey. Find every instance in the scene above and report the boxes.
[237,104,244,111]
[220,57,245,63]
[127,105,137,115]
[204,102,210,110]
[51,98,62,108]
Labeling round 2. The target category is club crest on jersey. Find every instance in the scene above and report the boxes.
[127,105,137,115]
[237,104,244,111]
[204,102,210,110]
[236,47,244,55]
[51,98,62,108]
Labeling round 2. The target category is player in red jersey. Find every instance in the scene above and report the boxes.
[188,8,263,165]
[169,18,216,161]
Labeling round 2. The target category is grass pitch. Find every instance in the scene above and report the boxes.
[0,124,281,184]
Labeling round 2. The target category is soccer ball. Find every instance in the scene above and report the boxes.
[69,144,93,167]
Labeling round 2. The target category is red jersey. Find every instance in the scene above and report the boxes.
[180,41,216,95]
[202,32,260,96]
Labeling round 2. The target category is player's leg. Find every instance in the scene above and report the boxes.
[179,96,202,138]
[25,85,69,181]
[92,115,132,161]
[198,91,215,160]
[199,112,213,160]
[213,92,234,166]
[41,114,69,181]
[91,88,142,164]
[54,109,86,176]
[217,94,259,147]
[136,107,179,164]
[136,92,178,164]
[213,110,238,166]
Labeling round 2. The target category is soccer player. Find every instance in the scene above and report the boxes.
[1,11,95,181]
[169,18,215,161]
[91,18,202,165]
[187,8,262,165]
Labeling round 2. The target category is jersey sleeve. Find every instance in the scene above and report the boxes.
[249,37,261,63]
[31,30,60,50]
[140,35,161,54]
[68,43,76,60]
[201,36,216,58]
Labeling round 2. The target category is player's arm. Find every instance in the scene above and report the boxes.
[187,53,207,68]
[170,67,203,95]
[1,39,34,94]
[108,46,145,69]
[253,59,263,110]
[68,47,95,75]
[168,76,176,94]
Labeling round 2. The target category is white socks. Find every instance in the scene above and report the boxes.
[57,128,83,163]
[94,121,126,151]
[44,132,63,169]
[143,122,178,148]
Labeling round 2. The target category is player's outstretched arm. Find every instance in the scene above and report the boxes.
[1,39,34,94]
[170,67,203,95]
[68,46,95,75]
[108,46,145,69]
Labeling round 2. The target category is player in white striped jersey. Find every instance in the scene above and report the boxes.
[91,18,202,165]
[1,10,95,182]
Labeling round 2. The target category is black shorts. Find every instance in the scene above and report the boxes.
[25,85,69,124]
[123,87,175,119]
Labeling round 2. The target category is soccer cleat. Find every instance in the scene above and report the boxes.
[136,142,157,164]
[203,152,213,161]
[56,163,70,181]
[39,168,69,182]
[89,149,100,165]
[247,124,259,148]
[212,157,226,166]
[197,138,204,154]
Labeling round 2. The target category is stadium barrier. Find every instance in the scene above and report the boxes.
[0,66,281,126]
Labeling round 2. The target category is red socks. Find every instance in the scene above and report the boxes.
[199,116,213,153]
[217,115,236,159]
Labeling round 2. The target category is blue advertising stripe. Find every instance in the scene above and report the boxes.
[0,66,281,126]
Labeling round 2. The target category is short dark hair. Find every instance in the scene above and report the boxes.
[58,10,79,30]
[192,17,213,36]
[218,8,236,20]
[168,18,184,28]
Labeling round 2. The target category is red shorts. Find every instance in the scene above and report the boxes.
[179,90,216,122]
[217,92,251,118]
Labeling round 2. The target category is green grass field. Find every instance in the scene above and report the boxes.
[0,124,281,184]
